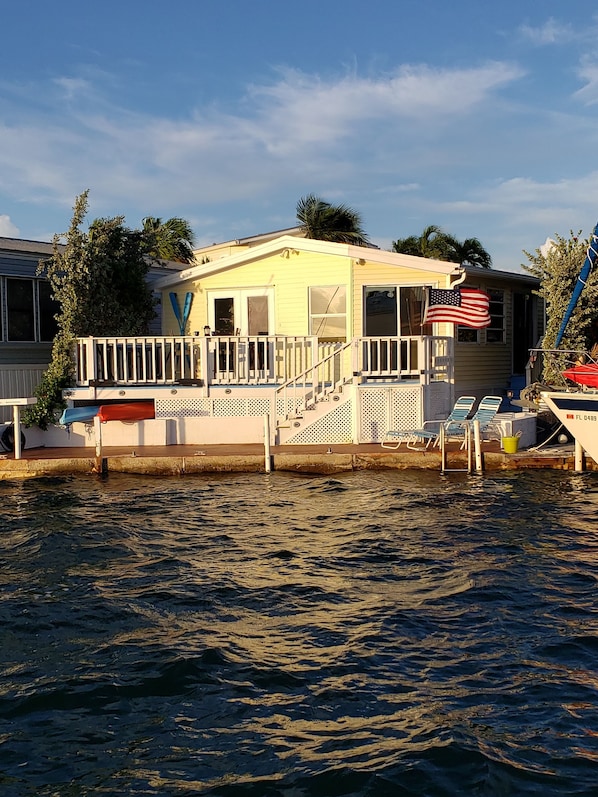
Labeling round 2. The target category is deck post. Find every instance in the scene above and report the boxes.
[574,438,585,472]
[87,337,97,385]
[198,335,210,397]
[263,414,272,472]
[94,415,102,459]
[0,398,37,460]
[473,420,483,473]
[440,425,447,472]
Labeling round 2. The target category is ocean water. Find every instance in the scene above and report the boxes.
[0,469,597,796]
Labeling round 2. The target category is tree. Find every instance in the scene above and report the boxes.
[296,194,370,246]
[392,225,492,267]
[24,191,157,429]
[392,224,453,259]
[523,230,598,383]
[444,236,493,269]
[141,216,196,263]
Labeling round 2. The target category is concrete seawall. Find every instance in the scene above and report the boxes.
[0,442,594,479]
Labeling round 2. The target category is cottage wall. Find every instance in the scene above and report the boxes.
[163,251,459,339]
[163,251,351,338]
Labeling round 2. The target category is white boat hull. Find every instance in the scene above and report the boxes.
[543,392,598,463]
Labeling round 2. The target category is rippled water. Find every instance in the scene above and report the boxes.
[1,469,598,796]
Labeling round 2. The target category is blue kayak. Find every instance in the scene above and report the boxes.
[59,406,101,425]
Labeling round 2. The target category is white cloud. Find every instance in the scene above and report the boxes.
[0,214,19,236]
[53,77,93,101]
[247,62,523,150]
[0,61,525,213]
[518,18,576,45]
[574,59,598,105]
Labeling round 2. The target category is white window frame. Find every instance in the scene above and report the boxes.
[486,289,506,344]
[309,285,347,341]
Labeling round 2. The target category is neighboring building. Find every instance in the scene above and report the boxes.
[0,237,59,422]
[0,236,185,423]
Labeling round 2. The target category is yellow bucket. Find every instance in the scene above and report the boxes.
[502,435,520,454]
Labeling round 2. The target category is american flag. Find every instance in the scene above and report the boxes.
[423,287,491,328]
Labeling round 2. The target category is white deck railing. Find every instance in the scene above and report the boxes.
[76,336,202,385]
[74,334,453,388]
[357,335,452,381]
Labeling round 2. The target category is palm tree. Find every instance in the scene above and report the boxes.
[392,224,454,260]
[296,194,370,246]
[141,216,196,263]
[444,236,492,269]
[392,225,492,268]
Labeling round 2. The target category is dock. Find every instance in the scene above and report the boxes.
[0,440,594,479]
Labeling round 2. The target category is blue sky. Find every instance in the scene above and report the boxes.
[2,1,598,272]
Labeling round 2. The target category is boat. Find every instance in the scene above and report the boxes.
[59,406,101,425]
[537,221,598,461]
[541,392,598,463]
[97,402,155,423]
[59,402,156,425]
[562,363,598,388]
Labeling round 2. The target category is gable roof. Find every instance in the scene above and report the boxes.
[192,226,304,259]
[155,234,462,289]
[0,236,55,256]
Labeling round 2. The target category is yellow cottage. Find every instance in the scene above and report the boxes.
[64,231,541,447]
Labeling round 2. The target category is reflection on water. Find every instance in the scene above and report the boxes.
[1,470,598,795]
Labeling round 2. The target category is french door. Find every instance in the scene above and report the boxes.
[208,289,274,377]
[208,288,272,336]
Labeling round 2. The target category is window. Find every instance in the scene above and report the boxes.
[6,278,35,341]
[364,287,396,336]
[457,327,479,344]
[399,286,432,336]
[486,289,505,343]
[309,286,347,340]
[457,289,504,344]
[38,281,59,341]
[213,297,235,335]
[364,285,431,337]
[2,277,59,343]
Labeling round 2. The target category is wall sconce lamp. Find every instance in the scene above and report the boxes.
[203,325,211,336]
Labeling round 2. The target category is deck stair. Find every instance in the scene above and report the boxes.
[275,340,356,444]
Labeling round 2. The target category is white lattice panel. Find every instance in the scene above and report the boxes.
[155,398,211,417]
[285,401,353,444]
[359,385,423,443]
[359,388,388,442]
[213,398,247,417]
[246,398,272,416]
[389,387,421,431]
[276,397,307,416]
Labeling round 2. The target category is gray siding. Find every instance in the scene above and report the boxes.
[0,238,55,390]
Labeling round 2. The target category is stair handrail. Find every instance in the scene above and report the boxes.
[275,338,356,422]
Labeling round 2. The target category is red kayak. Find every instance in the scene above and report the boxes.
[562,363,598,388]
[97,402,155,422]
